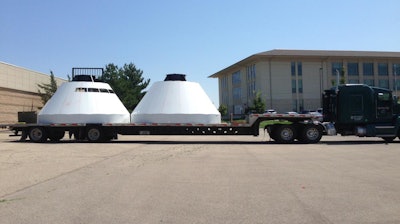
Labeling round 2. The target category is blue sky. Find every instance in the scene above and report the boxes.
[1,0,400,106]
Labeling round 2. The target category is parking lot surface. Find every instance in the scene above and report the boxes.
[1,130,400,224]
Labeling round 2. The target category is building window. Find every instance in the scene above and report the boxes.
[291,62,302,93]
[347,62,359,76]
[363,63,374,76]
[246,64,256,80]
[232,71,241,85]
[246,64,256,100]
[364,79,375,86]
[378,63,388,76]
[233,105,243,114]
[332,62,343,75]
[291,62,296,76]
[292,99,304,112]
[298,80,303,93]
[292,99,297,111]
[394,80,400,92]
[233,87,241,101]
[247,82,255,97]
[348,79,359,84]
[299,99,304,112]
[220,76,229,105]
[378,80,389,89]
[291,61,302,76]
[291,80,296,93]
[297,62,302,76]
[393,63,400,76]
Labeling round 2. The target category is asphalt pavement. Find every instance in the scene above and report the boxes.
[1,131,400,224]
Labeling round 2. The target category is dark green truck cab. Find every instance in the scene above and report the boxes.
[323,84,400,141]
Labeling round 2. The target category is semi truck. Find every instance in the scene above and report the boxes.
[7,68,400,144]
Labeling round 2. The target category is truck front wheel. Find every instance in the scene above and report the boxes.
[29,127,48,143]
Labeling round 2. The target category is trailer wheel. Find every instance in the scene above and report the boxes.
[86,126,103,142]
[49,131,65,142]
[275,125,296,143]
[382,137,395,143]
[298,124,323,144]
[268,125,280,141]
[29,127,48,143]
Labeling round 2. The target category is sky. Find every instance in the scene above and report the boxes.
[1,0,400,107]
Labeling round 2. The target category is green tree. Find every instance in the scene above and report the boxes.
[218,104,227,116]
[37,71,58,106]
[100,63,150,112]
[252,91,266,113]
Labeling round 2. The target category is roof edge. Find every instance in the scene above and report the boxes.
[209,49,400,78]
[0,61,67,81]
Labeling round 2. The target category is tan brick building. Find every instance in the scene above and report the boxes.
[210,50,400,115]
[0,62,66,123]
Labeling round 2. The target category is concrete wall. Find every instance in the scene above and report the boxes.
[0,88,41,123]
[0,62,66,123]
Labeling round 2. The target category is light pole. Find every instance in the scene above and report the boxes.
[336,69,340,92]
[395,64,398,97]
[319,67,323,104]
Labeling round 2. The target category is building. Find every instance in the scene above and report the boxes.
[0,62,66,123]
[210,49,400,115]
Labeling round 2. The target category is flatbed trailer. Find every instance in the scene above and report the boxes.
[8,114,324,144]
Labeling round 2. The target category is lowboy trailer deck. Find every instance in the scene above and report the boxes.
[9,113,324,144]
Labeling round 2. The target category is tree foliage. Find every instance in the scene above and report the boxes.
[218,104,227,116]
[252,91,266,114]
[100,63,150,112]
[37,71,58,106]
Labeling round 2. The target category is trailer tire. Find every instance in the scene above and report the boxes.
[49,131,65,142]
[266,126,277,141]
[29,127,48,143]
[275,125,296,143]
[382,137,395,143]
[298,124,323,144]
[86,126,103,142]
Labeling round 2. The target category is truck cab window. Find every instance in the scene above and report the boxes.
[378,92,390,101]
[377,92,391,118]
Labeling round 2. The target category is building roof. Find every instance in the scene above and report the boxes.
[209,49,400,78]
[256,49,400,58]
